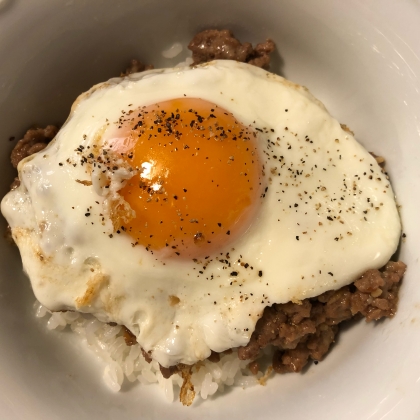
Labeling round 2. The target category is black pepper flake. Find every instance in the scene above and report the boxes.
[402,233,407,238]
[258,270,263,277]
[85,212,90,217]
[230,271,238,277]
[296,236,299,240]
[328,272,333,276]
[226,230,231,235]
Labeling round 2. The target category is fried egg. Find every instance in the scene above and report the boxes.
[1,60,401,367]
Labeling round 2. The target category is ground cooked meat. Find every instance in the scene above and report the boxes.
[122,325,137,346]
[9,177,20,190]
[207,351,221,363]
[4,225,14,245]
[121,59,154,76]
[10,125,58,168]
[188,29,275,69]
[160,364,180,379]
[247,360,260,375]
[370,152,386,168]
[141,348,152,364]
[238,261,406,374]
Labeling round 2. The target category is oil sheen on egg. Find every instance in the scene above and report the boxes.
[1,60,401,367]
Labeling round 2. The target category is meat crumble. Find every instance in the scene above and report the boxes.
[188,29,275,69]
[121,59,154,76]
[238,261,406,374]
[10,125,58,169]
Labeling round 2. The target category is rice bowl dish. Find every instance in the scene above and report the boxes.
[0,1,419,419]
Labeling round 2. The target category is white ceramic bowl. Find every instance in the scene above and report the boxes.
[0,1,419,419]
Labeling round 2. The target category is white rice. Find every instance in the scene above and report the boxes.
[34,301,271,403]
[161,42,183,59]
[175,56,194,67]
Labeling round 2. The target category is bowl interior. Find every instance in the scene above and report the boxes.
[0,1,419,419]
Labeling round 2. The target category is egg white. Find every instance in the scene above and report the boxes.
[1,61,401,367]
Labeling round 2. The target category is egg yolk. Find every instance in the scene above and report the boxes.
[107,98,262,258]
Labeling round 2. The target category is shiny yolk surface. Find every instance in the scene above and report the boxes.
[107,98,262,258]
